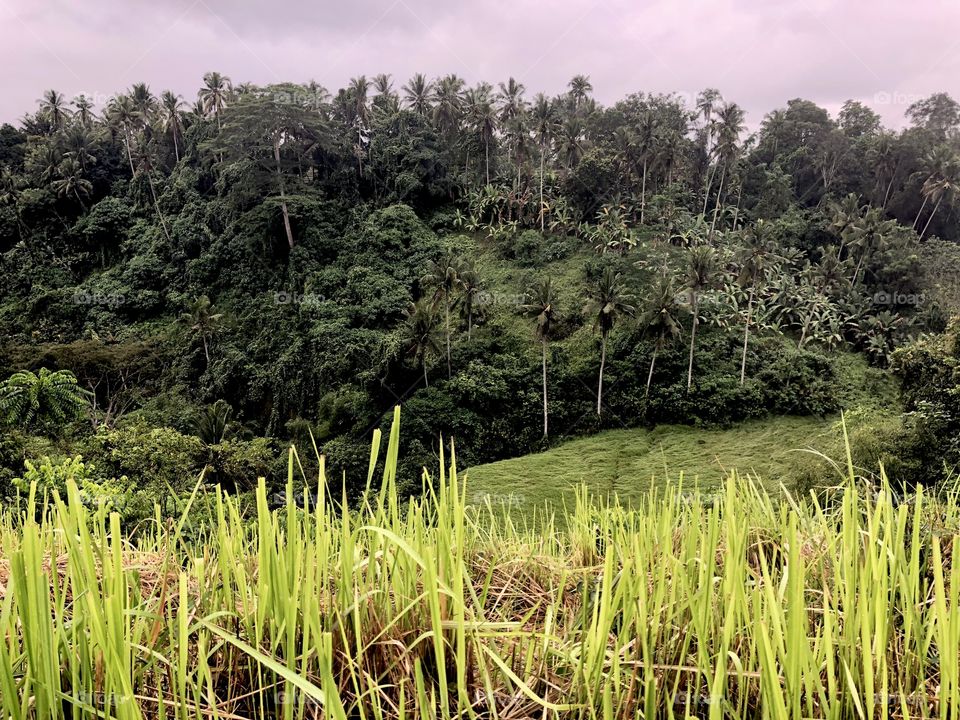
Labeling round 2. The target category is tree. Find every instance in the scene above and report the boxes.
[422,254,466,379]
[684,245,717,389]
[208,84,328,249]
[72,93,96,127]
[160,90,185,162]
[402,300,443,387]
[465,83,498,184]
[105,94,140,175]
[199,71,232,128]
[737,221,776,385]
[180,295,224,367]
[191,400,233,445]
[51,157,93,209]
[402,73,433,117]
[522,277,557,437]
[709,102,745,236]
[531,94,558,231]
[638,274,683,397]
[0,368,90,431]
[586,268,635,415]
[457,259,481,340]
[38,89,70,132]
[568,75,593,110]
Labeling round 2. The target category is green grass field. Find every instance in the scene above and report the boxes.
[465,414,846,510]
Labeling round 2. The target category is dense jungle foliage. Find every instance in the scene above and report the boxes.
[1,75,959,510]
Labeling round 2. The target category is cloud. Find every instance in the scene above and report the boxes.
[1,0,957,128]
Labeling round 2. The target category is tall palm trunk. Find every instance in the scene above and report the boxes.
[701,163,716,218]
[710,163,726,236]
[686,293,700,390]
[645,344,658,398]
[913,195,929,229]
[640,158,648,225]
[122,126,136,175]
[740,285,755,386]
[423,360,429,388]
[202,335,210,366]
[274,137,295,250]
[485,138,490,185]
[596,332,607,416]
[732,182,743,230]
[445,299,452,379]
[172,126,180,162]
[541,338,549,437]
[145,171,172,244]
[539,144,546,232]
[920,195,943,239]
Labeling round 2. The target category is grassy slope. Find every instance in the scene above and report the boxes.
[465,415,844,510]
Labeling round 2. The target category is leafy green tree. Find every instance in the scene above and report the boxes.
[50,158,92,209]
[191,400,233,444]
[522,277,557,437]
[0,368,89,431]
[402,73,433,117]
[198,71,232,128]
[586,268,635,415]
[160,90,185,162]
[737,221,777,385]
[38,89,70,132]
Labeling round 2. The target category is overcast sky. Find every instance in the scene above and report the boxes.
[1,0,958,129]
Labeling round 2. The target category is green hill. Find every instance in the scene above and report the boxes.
[464,414,846,511]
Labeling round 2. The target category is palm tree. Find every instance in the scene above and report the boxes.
[531,94,558,231]
[557,118,586,170]
[422,254,466,379]
[72,94,96,127]
[709,102,746,236]
[199,71,232,128]
[522,277,557,437]
[457,260,481,340]
[737,221,775,385]
[918,155,959,239]
[191,400,233,445]
[130,83,157,124]
[402,73,433,117]
[0,368,90,430]
[465,83,497,184]
[132,137,173,244]
[432,75,464,138]
[684,245,717,389]
[60,125,97,173]
[568,75,593,110]
[38,89,70,132]
[180,295,224,367]
[51,158,93,209]
[635,111,657,225]
[402,300,443,387]
[105,94,140,175]
[160,91,185,162]
[585,268,635,415]
[639,274,683,398]
[349,75,371,175]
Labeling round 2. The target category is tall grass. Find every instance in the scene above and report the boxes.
[1,407,958,719]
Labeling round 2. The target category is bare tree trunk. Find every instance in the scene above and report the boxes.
[539,145,546,232]
[445,299,452,379]
[145,171,172,244]
[203,334,210,366]
[123,127,136,175]
[485,138,490,185]
[423,361,429,388]
[702,163,716,218]
[596,333,607,416]
[542,338,549,438]
[920,195,943,239]
[710,163,726,236]
[732,181,743,230]
[913,195,929,229]
[274,137,295,250]
[172,126,180,162]
[740,285,755,386]
[640,158,648,225]
[686,294,699,390]
[645,345,658,398]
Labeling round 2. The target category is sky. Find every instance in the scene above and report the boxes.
[1,0,958,129]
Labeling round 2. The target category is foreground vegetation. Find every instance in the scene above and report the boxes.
[2,410,959,719]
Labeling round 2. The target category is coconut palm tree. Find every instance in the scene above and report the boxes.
[586,268,635,415]
[531,94,559,231]
[402,73,433,117]
[38,89,70,132]
[132,137,173,243]
[684,245,717,389]
[104,94,140,175]
[130,83,157,125]
[457,259,482,340]
[180,295,224,367]
[60,125,97,173]
[51,158,93,209]
[160,90,185,162]
[635,110,657,225]
[567,75,593,110]
[402,300,443,387]
[709,102,746,236]
[465,83,497,184]
[191,400,233,445]
[737,221,776,385]
[522,277,557,437]
[918,154,960,239]
[0,368,90,430]
[422,254,467,379]
[199,71,232,128]
[639,274,683,398]
[432,74,464,139]
[72,94,96,127]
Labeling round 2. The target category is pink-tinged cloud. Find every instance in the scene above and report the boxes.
[0,0,957,128]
